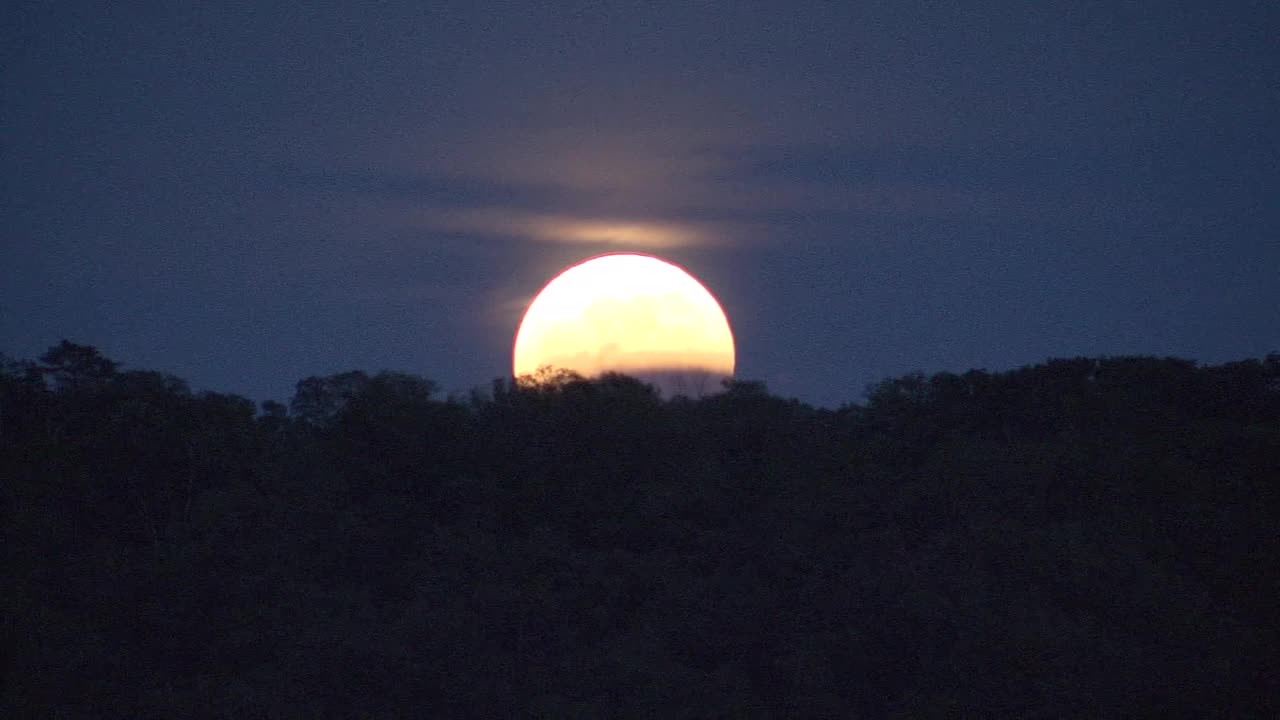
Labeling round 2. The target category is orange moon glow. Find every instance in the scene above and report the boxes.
[513,253,735,396]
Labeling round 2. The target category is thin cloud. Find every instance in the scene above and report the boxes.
[412,208,729,249]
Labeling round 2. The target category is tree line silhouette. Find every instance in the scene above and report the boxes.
[3,341,1278,716]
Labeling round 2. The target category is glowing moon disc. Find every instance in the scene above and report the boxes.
[513,253,735,396]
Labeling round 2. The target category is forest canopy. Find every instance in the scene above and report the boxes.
[3,342,1278,716]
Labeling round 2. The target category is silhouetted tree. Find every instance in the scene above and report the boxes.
[289,370,370,427]
[38,339,120,391]
[3,345,1278,716]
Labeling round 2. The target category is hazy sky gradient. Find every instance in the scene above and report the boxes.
[4,1,1277,405]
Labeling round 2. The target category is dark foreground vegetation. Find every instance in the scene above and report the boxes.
[3,342,1278,717]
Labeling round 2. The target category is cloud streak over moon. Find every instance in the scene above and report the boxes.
[419,208,713,249]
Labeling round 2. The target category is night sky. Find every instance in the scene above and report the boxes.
[4,2,1277,407]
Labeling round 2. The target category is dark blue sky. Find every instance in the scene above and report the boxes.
[4,1,1277,406]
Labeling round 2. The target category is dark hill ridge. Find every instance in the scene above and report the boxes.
[3,343,1278,716]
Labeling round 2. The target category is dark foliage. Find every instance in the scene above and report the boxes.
[3,343,1278,716]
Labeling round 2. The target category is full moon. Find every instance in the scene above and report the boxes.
[513,253,735,396]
